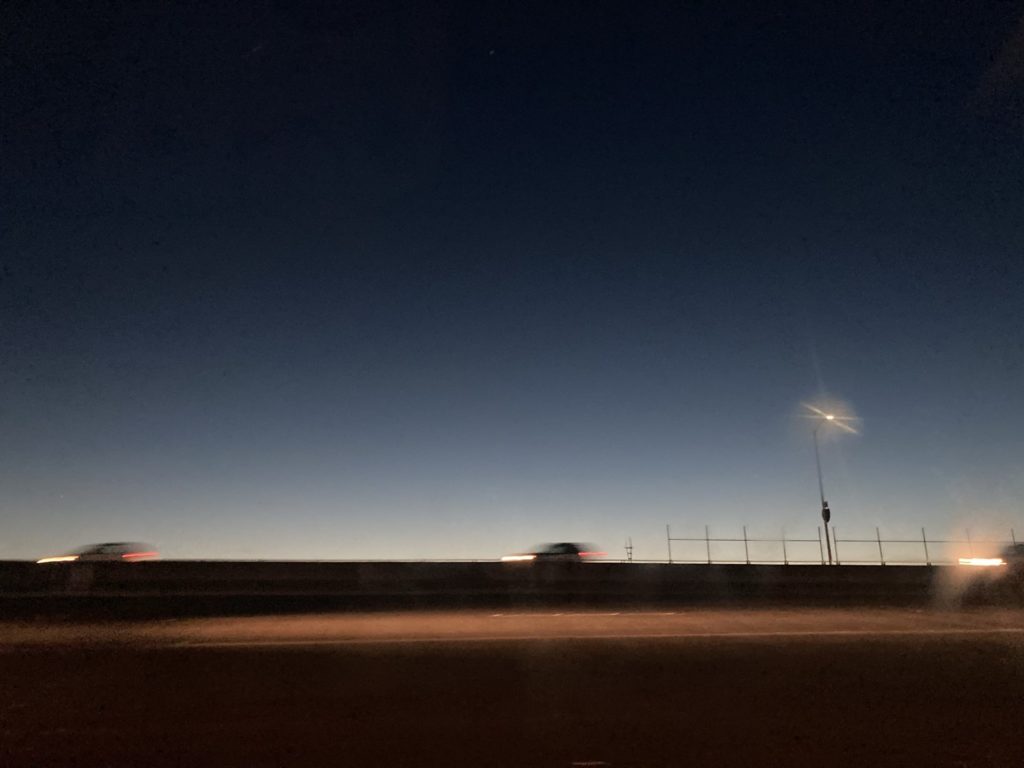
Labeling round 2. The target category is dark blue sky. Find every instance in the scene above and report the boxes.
[2,1,1023,559]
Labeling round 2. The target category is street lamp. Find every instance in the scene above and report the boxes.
[805,404,858,565]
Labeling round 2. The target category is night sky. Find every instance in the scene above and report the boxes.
[3,1,1023,560]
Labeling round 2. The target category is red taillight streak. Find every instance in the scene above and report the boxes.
[580,552,607,558]
[121,551,158,560]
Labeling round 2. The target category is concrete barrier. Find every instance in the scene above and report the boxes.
[4,558,1008,618]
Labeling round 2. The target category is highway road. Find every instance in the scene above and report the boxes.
[3,608,1023,766]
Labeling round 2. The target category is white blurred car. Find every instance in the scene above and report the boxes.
[36,542,159,564]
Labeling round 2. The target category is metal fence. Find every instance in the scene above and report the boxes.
[663,525,1019,566]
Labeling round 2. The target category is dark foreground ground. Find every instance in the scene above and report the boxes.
[2,609,1023,767]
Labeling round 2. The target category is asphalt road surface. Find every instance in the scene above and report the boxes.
[3,608,1023,767]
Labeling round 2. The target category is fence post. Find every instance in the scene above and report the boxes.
[922,527,931,566]
[876,526,885,566]
[743,525,750,565]
[666,525,672,564]
[1012,528,1017,546]
[818,526,825,565]
[833,527,840,565]
[705,525,711,565]
[966,528,973,557]
[782,530,788,565]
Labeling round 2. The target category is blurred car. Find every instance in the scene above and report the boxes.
[1001,543,1024,571]
[501,542,605,562]
[36,542,159,564]
[957,543,1024,606]
[958,543,1024,571]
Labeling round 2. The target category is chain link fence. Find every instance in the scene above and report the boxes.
[661,525,1019,565]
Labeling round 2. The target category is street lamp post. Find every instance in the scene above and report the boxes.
[805,407,858,565]
[813,417,834,564]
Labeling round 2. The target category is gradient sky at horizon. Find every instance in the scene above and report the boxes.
[2,1,1023,560]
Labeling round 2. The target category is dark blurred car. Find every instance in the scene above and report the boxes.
[958,543,1024,605]
[37,542,159,564]
[1001,543,1024,571]
[501,542,605,562]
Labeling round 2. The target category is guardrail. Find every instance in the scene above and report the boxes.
[663,525,1019,565]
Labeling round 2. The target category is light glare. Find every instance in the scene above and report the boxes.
[802,403,860,434]
[958,557,1006,567]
